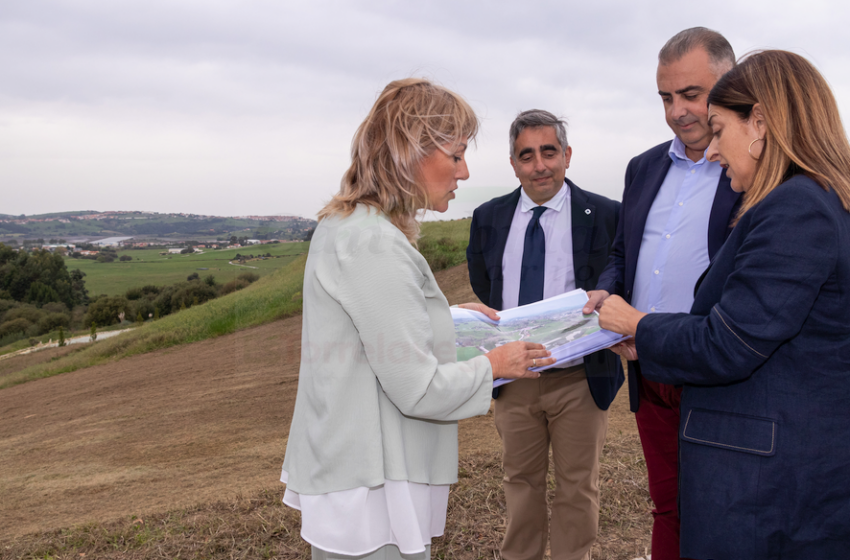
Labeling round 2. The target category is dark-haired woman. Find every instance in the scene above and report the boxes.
[598,50,850,559]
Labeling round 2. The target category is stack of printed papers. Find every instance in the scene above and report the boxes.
[451,289,627,387]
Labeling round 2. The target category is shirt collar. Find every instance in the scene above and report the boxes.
[519,180,570,213]
[668,136,708,165]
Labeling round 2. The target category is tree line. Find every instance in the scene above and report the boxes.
[0,241,262,348]
[0,243,89,346]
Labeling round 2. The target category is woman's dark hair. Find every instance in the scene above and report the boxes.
[708,50,850,218]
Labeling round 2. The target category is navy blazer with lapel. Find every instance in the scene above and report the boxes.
[594,140,741,412]
[467,179,624,410]
[634,177,850,558]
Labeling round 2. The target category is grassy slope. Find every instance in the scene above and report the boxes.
[417,218,472,271]
[0,254,307,390]
[66,242,308,297]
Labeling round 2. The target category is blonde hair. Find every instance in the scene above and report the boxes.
[318,78,479,242]
[708,50,850,220]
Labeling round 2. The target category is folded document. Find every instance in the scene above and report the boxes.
[451,289,627,388]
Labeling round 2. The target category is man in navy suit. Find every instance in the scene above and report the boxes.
[583,28,740,560]
[467,110,623,560]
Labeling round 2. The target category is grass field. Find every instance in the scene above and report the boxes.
[63,219,472,297]
[64,242,309,297]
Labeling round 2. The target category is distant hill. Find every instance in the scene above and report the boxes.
[0,211,317,241]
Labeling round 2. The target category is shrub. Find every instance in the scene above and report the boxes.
[153,285,179,316]
[237,272,260,284]
[0,331,26,347]
[37,312,71,334]
[204,275,216,287]
[4,305,44,325]
[219,278,249,296]
[70,305,88,330]
[119,255,132,262]
[42,302,69,314]
[170,282,217,310]
[187,272,200,281]
[85,296,132,327]
[0,299,19,316]
[131,298,156,321]
[0,318,32,338]
[125,287,143,300]
[139,285,162,296]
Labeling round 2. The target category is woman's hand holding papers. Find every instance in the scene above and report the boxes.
[456,302,556,379]
[596,296,644,361]
[486,342,554,380]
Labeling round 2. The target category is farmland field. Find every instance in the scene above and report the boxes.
[65,242,309,296]
[63,219,472,297]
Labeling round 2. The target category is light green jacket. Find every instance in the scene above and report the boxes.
[282,205,493,495]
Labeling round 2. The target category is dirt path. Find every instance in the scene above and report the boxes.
[0,264,638,540]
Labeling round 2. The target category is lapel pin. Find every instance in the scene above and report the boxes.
[585,209,591,214]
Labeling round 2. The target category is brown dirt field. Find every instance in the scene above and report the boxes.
[0,345,81,379]
[0,264,647,558]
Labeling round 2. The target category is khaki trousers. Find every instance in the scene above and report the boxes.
[494,367,608,560]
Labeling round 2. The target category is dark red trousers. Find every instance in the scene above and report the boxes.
[634,377,694,560]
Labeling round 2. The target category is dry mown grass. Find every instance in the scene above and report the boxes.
[2,431,649,560]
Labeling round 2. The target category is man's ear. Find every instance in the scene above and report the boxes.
[510,156,519,178]
[564,146,573,169]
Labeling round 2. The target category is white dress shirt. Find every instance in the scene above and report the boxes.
[501,182,581,368]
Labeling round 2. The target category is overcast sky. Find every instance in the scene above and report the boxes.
[2,0,849,220]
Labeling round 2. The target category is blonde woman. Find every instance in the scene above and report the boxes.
[281,79,553,560]
[599,51,850,559]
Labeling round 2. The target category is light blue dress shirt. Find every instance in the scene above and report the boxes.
[632,138,722,315]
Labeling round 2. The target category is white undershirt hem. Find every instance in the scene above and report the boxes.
[281,469,449,555]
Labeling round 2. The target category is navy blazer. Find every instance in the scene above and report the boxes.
[467,179,624,410]
[594,140,741,411]
[635,176,850,558]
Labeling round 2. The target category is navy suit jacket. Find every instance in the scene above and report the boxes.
[467,179,624,410]
[635,177,850,558]
[595,140,741,412]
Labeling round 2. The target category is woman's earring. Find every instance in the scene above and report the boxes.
[748,138,764,160]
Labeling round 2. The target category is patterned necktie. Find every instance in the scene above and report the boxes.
[518,205,548,306]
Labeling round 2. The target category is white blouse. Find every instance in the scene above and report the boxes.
[281,469,449,555]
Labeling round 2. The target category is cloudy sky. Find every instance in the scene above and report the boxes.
[2,0,849,220]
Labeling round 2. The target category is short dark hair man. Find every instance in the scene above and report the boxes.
[585,27,741,560]
[467,109,623,560]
